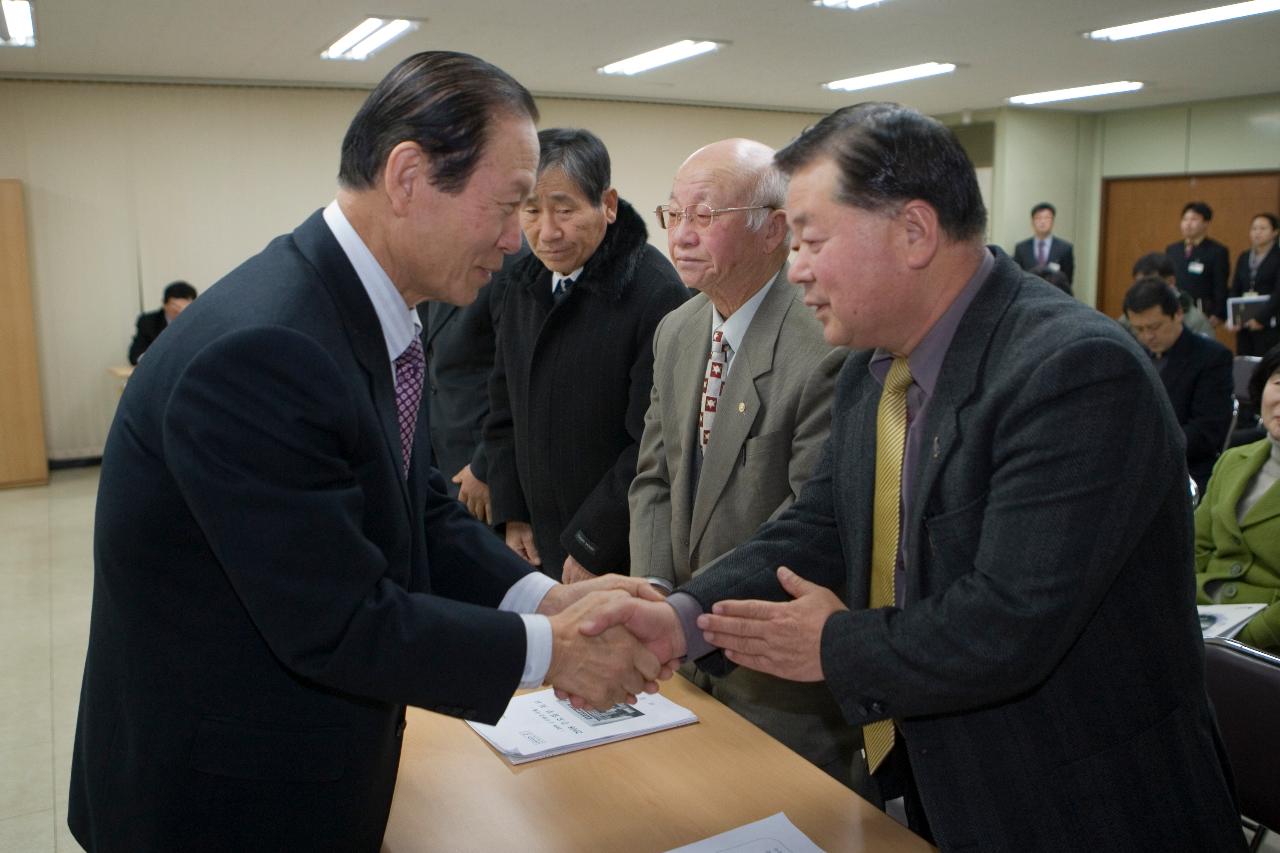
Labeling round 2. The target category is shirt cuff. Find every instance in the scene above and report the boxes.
[646,576,674,594]
[667,592,716,661]
[500,570,559,614]
[518,613,553,689]
[501,572,560,689]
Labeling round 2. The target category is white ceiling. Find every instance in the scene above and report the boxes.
[1,0,1278,115]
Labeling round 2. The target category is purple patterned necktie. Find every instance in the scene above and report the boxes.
[394,335,425,478]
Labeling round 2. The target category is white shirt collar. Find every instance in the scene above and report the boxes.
[552,266,584,294]
[322,200,421,370]
[710,269,779,360]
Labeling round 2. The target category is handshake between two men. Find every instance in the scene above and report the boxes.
[537,567,850,710]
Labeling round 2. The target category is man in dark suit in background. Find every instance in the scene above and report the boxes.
[418,243,528,521]
[1167,200,1231,324]
[127,280,197,364]
[71,52,668,853]
[1124,276,1234,491]
[580,102,1245,852]
[1012,201,1073,284]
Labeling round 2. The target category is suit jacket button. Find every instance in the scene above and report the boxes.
[870,701,885,715]
[1229,562,1244,576]
[1224,584,1238,598]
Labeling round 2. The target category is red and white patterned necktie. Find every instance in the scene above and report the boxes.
[698,329,728,450]
[394,335,425,478]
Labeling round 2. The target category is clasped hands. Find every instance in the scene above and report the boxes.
[538,566,847,710]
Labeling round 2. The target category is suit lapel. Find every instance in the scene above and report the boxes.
[291,210,412,513]
[1228,442,1280,528]
[689,269,790,553]
[904,254,1021,582]
[672,299,714,545]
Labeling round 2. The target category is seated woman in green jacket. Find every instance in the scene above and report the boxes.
[1196,344,1280,650]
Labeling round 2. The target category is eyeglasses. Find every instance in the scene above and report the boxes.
[654,203,774,230]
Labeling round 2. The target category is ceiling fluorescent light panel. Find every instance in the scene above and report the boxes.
[1,0,35,47]
[598,40,721,76]
[824,62,956,92]
[813,0,886,9]
[1086,0,1280,41]
[322,17,418,61]
[1008,81,1143,105]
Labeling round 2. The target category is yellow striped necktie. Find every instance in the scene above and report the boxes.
[864,356,913,775]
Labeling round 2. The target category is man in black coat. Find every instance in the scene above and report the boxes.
[486,128,689,582]
[1012,201,1074,284]
[1124,276,1234,490]
[127,280,197,364]
[417,243,528,520]
[1166,200,1231,324]
[70,53,667,853]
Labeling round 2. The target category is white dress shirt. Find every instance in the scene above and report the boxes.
[323,200,557,687]
[552,266,583,295]
[709,274,775,380]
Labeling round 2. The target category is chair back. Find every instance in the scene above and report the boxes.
[1233,356,1262,403]
[1203,638,1280,833]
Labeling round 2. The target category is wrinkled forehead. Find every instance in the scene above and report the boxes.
[670,161,753,205]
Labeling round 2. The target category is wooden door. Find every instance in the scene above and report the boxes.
[1098,172,1280,349]
[0,180,48,487]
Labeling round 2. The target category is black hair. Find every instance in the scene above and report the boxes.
[1123,277,1181,317]
[162,281,197,302]
[1031,202,1056,218]
[338,51,538,194]
[774,102,986,242]
[1249,345,1280,406]
[1252,212,1279,231]
[1132,252,1175,280]
[1034,267,1072,296]
[1182,201,1213,221]
[536,128,611,204]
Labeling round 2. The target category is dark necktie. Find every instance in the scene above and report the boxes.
[553,277,575,303]
[394,335,425,478]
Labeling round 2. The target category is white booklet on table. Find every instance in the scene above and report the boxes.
[1199,604,1266,639]
[466,688,698,764]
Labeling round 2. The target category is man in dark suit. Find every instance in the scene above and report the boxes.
[70,52,668,853]
[1167,200,1231,324]
[1124,276,1234,491]
[1012,201,1073,284]
[418,243,528,520]
[127,280,197,364]
[579,103,1245,851]
[485,128,689,582]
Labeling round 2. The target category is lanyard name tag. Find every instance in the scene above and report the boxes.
[1188,261,1205,274]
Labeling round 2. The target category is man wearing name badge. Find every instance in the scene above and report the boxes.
[630,139,853,781]
[70,52,670,853]
[1167,201,1231,326]
[579,102,1246,852]
[1012,202,1074,284]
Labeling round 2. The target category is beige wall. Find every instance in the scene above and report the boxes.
[4,76,1277,460]
[0,80,820,459]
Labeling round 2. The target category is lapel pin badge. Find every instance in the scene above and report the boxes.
[738,402,746,413]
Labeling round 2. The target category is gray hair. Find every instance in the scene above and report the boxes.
[746,162,787,234]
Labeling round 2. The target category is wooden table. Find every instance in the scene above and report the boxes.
[383,676,933,852]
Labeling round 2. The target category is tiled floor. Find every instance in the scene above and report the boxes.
[2,467,1277,853]
[0,468,96,853]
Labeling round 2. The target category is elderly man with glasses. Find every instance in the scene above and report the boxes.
[628,138,854,782]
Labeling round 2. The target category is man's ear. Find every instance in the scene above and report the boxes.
[762,207,789,254]
[601,187,619,224]
[383,141,429,216]
[900,199,941,271]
